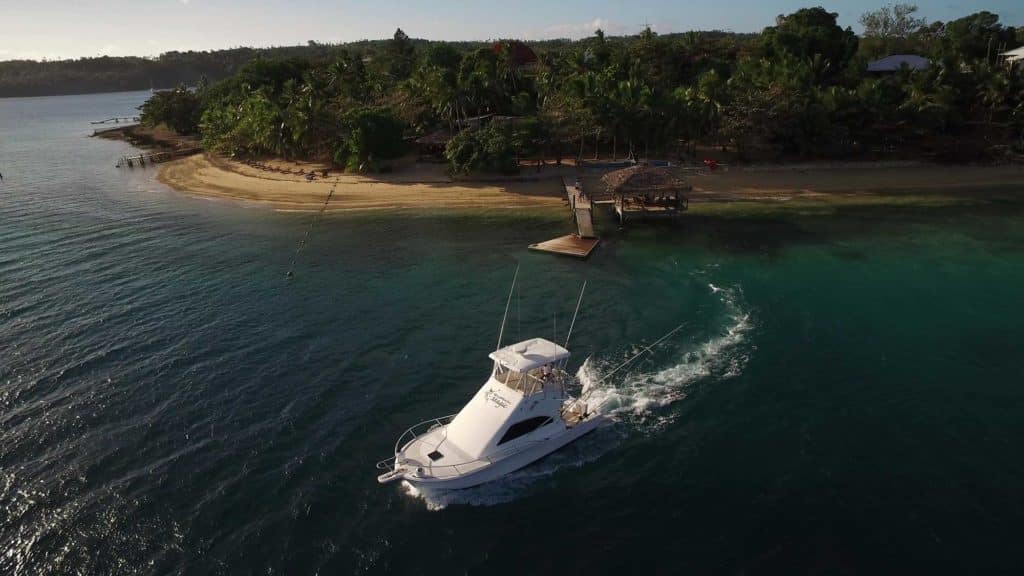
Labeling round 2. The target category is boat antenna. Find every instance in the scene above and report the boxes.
[564,281,587,348]
[496,264,520,350]
[585,321,686,397]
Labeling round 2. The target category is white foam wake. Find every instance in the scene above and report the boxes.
[580,282,751,427]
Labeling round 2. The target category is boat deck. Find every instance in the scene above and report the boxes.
[561,402,589,426]
[400,428,488,479]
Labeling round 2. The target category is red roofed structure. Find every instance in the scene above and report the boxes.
[490,40,539,68]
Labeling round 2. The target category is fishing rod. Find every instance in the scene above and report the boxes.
[564,280,587,349]
[580,321,687,404]
[285,181,337,279]
[495,264,520,350]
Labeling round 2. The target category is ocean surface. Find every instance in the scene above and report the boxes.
[2,91,1023,575]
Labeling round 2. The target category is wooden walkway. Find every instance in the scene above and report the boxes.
[91,116,139,125]
[528,178,600,259]
[570,184,596,238]
[92,124,139,136]
[115,148,202,168]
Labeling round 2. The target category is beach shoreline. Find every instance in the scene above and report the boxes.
[156,153,1024,213]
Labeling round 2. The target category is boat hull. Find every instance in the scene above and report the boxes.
[400,415,606,490]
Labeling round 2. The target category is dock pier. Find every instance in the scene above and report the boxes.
[529,177,600,259]
[115,147,201,168]
[91,116,140,125]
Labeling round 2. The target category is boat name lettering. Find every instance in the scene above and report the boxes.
[485,389,510,408]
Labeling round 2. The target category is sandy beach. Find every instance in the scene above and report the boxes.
[157,155,566,211]
[157,153,1024,212]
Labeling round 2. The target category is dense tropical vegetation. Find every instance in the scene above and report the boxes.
[65,6,1024,171]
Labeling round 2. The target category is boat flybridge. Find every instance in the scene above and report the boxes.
[377,274,606,490]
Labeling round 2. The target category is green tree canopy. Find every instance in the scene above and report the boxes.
[445,123,519,175]
[760,7,858,76]
[943,11,1017,61]
[860,4,927,38]
[336,107,406,170]
[139,84,202,135]
[386,28,417,82]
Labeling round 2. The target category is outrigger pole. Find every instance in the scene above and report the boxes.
[581,321,687,403]
[496,265,520,350]
[564,281,587,349]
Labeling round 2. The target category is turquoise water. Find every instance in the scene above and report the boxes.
[2,91,1024,575]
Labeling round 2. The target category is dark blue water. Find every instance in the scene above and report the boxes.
[2,91,1024,575]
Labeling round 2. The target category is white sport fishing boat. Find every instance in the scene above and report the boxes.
[376,272,606,490]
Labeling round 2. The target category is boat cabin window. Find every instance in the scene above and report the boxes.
[493,360,566,395]
[497,416,553,445]
[493,364,529,389]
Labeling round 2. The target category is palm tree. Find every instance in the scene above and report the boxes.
[611,77,652,159]
[974,61,1010,122]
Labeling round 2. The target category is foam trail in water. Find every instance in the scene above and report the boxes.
[581,283,751,427]
[402,282,751,510]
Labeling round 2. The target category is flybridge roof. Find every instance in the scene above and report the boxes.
[489,338,570,372]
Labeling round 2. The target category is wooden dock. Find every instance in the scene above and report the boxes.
[91,116,140,125]
[116,147,201,168]
[528,178,600,259]
[529,234,599,258]
[92,124,139,136]
[569,183,596,238]
[614,194,689,223]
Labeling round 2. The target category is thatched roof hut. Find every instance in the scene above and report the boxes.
[414,129,453,161]
[601,163,691,197]
[602,163,690,223]
[415,129,452,147]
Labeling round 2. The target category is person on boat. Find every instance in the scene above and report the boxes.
[541,363,552,381]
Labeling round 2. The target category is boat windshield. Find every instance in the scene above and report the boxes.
[492,361,565,396]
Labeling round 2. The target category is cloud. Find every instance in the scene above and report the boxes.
[96,44,121,56]
[180,0,190,4]
[521,17,668,40]
[523,17,630,40]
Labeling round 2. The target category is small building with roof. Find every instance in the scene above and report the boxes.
[1001,46,1024,65]
[867,54,930,73]
[491,40,539,72]
[602,163,691,224]
[413,129,452,161]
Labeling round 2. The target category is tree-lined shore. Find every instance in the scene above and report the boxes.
[102,6,1024,170]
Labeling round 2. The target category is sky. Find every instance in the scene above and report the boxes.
[0,0,1020,61]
